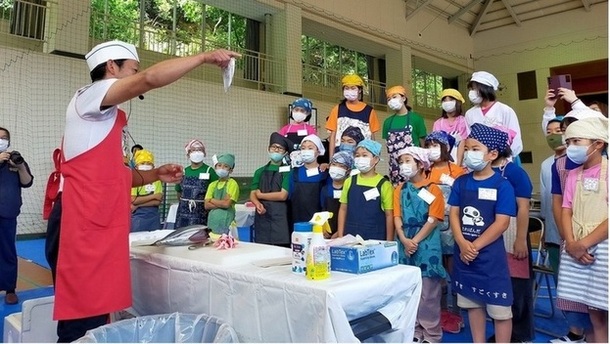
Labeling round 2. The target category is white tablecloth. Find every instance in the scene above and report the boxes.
[130,242,421,343]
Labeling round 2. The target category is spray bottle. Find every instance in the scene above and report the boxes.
[306,211,332,280]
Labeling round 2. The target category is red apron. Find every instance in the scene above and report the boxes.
[54,109,132,320]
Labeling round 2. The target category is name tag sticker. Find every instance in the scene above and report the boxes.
[199,173,210,180]
[583,177,599,191]
[350,169,360,176]
[297,129,308,136]
[478,188,497,201]
[440,173,455,187]
[306,168,319,177]
[279,166,291,173]
[333,190,342,199]
[363,187,380,201]
[417,188,436,204]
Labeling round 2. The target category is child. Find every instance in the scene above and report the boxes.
[465,71,523,164]
[130,149,163,232]
[448,124,516,343]
[289,134,328,224]
[320,151,354,238]
[175,139,218,228]
[393,146,446,343]
[279,97,316,148]
[338,126,365,155]
[557,116,608,344]
[204,153,239,235]
[383,85,427,185]
[424,130,466,333]
[433,89,468,165]
[250,132,293,247]
[326,74,380,158]
[337,139,393,241]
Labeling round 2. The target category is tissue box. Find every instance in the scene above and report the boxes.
[330,241,399,274]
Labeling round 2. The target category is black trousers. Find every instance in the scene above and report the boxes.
[57,314,109,343]
[45,193,61,283]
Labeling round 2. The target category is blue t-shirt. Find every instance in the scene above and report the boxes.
[448,172,517,218]
[288,166,328,198]
[550,155,580,195]
[493,162,533,199]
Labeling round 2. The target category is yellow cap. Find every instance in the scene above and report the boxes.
[134,149,154,165]
[341,74,364,87]
[386,85,407,98]
[440,88,465,103]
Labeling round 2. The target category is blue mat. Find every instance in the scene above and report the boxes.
[1,286,55,342]
[16,238,50,270]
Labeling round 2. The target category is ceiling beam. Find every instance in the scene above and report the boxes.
[448,0,480,24]
[406,0,434,21]
[500,0,522,27]
[470,0,494,36]
[581,0,591,12]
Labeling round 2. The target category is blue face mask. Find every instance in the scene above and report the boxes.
[339,143,356,153]
[464,151,489,171]
[566,144,592,165]
[268,152,284,163]
[215,168,230,179]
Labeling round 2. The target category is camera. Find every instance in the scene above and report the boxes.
[9,151,24,165]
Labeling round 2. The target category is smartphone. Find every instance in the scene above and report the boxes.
[547,74,573,98]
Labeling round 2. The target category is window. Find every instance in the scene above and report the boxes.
[412,68,444,109]
[0,0,47,40]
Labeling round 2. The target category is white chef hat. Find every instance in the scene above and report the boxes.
[85,40,139,72]
[301,134,325,155]
[470,71,499,91]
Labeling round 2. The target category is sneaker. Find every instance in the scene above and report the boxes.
[550,334,586,343]
[4,292,18,305]
[441,310,463,334]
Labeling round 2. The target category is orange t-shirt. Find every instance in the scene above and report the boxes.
[426,162,466,185]
[325,101,380,133]
[393,180,444,220]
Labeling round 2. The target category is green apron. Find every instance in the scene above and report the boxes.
[207,181,235,235]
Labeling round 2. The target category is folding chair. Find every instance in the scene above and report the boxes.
[528,216,556,319]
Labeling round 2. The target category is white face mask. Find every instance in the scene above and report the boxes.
[136,164,153,171]
[292,111,307,123]
[189,151,205,163]
[0,139,8,152]
[387,98,403,111]
[429,146,442,162]
[354,157,374,173]
[399,163,417,179]
[344,89,359,101]
[441,100,456,113]
[468,90,482,105]
[300,149,317,163]
[328,166,347,180]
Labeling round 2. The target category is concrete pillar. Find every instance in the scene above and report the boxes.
[44,0,90,55]
[269,3,302,95]
[384,44,413,96]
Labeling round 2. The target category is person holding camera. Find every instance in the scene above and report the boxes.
[0,127,33,305]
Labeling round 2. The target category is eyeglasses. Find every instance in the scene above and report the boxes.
[269,144,286,152]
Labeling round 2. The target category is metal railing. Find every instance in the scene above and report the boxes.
[0,0,47,41]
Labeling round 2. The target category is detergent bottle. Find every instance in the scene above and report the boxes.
[306,211,332,280]
[291,222,313,275]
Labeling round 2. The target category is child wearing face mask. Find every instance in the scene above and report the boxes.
[279,98,317,168]
[326,74,380,159]
[424,130,466,334]
[250,132,294,247]
[338,126,365,157]
[557,116,609,344]
[337,139,393,241]
[383,85,427,185]
[465,71,523,165]
[433,89,468,165]
[448,124,517,343]
[320,151,354,238]
[175,139,218,228]
[393,146,446,343]
[204,154,239,235]
[288,135,328,224]
[130,149,163,232]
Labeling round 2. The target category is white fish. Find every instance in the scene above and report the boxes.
[153,225,210,246]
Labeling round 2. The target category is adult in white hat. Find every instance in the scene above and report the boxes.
[464,71,524,165]
[51,40,240,342]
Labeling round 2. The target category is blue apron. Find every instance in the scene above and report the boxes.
[345,175,388,240]
[175,167,212,228]
[290,166,328,224]
[397,183,446,279]
[321,180,341,235]
[130,206,161,232]
[452,176,513,306]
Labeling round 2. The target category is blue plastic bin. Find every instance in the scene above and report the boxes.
[237,226,253,242]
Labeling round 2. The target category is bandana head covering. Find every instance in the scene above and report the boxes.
[301,134,325,155]
[331,151,354,169]
[386,85,406,98]
[85,40,139,72]
[440,88,465,103]
[341,126,365,143]
[216,153,236,169]
[396,147,432,171]
[492,125,516,146]
[134,149,154,165]
[291,98,313,113]
[185,139,206,155]
[341,74,364,87]
[470,71,499,91]
[565,117,608,143]
[269,132,293,152]
[468,123,509,152]
[425,130,456,152]
[356,139,382,157]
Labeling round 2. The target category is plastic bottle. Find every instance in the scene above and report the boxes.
[291,222,313,274]
[306,212,332,280]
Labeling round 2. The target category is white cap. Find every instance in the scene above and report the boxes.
[471,71,499,91]
[85,40,139,72]
[301,134,325,155]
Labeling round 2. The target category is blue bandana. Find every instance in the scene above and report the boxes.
[425,130,456,151]
[468,123,509,152]
[331,151,354,168]
[357,139,382,157]
[341,126,365,143]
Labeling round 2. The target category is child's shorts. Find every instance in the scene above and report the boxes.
[457,294,512,320]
